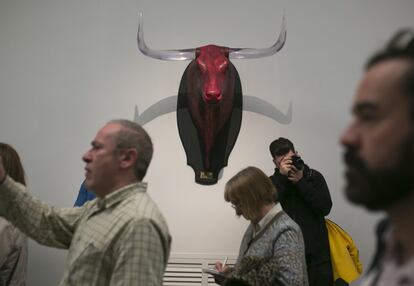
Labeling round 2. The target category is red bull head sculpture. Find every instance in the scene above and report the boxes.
[138,13,286,185]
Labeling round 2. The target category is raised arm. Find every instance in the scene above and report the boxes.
[0,175,83,249]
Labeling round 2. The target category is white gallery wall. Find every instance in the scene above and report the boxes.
[1,0,414,285]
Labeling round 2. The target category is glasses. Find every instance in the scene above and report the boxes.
[231,201,242,209]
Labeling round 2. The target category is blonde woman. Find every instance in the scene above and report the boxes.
[215,166,308,286]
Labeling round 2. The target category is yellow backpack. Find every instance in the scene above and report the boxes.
[325,219,363,284]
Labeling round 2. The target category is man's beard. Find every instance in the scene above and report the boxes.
[343,137,414,211]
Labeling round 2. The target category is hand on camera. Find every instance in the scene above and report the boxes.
[288,166,303,183]
[279,156,292,176]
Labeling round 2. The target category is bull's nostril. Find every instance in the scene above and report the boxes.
[204,95,221,104]
[206,90,221,99]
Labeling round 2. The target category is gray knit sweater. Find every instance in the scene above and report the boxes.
[230,211,309,286]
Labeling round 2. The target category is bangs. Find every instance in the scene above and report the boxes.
[224,167,276,220]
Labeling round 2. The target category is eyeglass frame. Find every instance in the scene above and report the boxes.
[230,201,242,209]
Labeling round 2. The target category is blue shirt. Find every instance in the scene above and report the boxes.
[74,182,96,207]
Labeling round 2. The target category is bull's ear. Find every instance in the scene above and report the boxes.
[195,48,201,58]
[119,148,137,169]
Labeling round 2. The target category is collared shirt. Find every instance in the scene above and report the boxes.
[253,203,283,237]
[375,227,414,286]
[0,176,171,286]
[236,208,308,286]
[360,226,414,286]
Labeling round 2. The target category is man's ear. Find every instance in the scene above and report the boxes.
[119,149,137,169]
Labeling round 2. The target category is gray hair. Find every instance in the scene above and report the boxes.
[109,119,153,180]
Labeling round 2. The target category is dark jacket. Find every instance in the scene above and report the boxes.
[270,165,332,265]
[368,218,389,273]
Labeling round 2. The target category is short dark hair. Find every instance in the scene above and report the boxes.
[366,28,414,120]
[109,119,153,180]
[269,137,295,158]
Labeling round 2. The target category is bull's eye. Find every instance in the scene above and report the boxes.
[217,59,229,72]
[196,58,207,73]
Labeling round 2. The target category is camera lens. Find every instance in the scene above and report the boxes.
[292,155,304,170]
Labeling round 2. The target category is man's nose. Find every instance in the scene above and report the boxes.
[340,123,359,148]
[82,150,91,163]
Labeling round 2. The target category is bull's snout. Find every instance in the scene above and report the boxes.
[203,74,223,104]
[204,87,222,103]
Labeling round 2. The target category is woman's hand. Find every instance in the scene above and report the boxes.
[214,261,231,274]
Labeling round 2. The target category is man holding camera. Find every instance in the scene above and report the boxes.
[269,137,333,286]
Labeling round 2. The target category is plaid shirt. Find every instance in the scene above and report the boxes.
[0,176,171,286]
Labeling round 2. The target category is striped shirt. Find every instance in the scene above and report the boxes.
[0,176,171,286]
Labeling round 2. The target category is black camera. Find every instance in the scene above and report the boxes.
[291,155,304,170]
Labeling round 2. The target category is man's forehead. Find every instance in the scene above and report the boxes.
[354,59,410,109]
[94,123,120,141]
[102,122,121,133]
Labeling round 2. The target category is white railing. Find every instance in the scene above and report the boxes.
[163,252,237,286]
